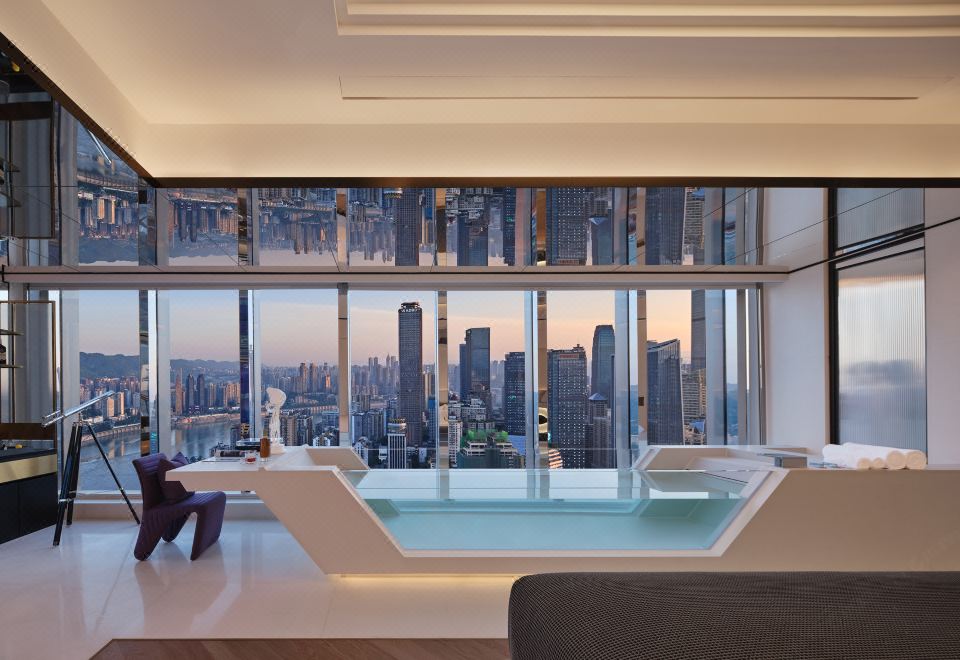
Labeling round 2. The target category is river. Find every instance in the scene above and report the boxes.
[77,419,235,492]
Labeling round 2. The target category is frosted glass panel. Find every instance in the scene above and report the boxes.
[836,188,923,249]
[837,250,926,451]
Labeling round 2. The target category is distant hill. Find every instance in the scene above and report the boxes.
[79,353,138,380]
[170,358,240,375]
[79,353,240,380]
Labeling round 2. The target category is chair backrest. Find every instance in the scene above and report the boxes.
[132,453,168,511]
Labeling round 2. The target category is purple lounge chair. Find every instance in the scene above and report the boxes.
[132,453,225,561]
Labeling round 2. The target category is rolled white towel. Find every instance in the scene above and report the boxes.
[822,444,871,470]
[842,443,908,470]
[885,451,907,470]
[853,455,873,470]
[905,450,927,470]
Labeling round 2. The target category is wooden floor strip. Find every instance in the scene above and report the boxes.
[92,638,510,660]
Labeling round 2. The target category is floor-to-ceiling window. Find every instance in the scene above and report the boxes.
[167,290,240,460]
[546,290,616,467]
[349,290,438,468]
[256,289,339,445]
[446,290,527,468]
[68,290,142,490]
[18,180,768,490]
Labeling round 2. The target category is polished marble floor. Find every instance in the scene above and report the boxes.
[0,520,515,660]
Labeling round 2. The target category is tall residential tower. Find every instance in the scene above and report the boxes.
[397,302,424,448]
[548,346,588,468]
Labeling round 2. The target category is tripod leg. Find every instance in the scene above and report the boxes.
[54,424,81,546]
[89,426,141,525]
[52,498,69,547]
[65,427,82,526]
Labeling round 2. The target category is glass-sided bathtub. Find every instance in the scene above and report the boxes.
[342,468,765,552]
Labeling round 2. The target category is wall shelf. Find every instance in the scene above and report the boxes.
[0,300,57,424]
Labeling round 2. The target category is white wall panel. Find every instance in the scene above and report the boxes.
[925,215,960,465]
[763,266,829,451]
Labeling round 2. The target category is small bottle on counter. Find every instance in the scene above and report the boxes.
[260,435,271,459]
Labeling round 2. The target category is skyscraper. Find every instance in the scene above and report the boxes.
[590,215,614,265]
[589,187,614,265]
[463,327,491,411]
[682,187,705,264]
[691,290,706,372]
[397,302,424,448]
[448,418,462,468]
[591,325,615,402]
[186,372,195,412]
[504,351,525,436]
[280,411,313,446]
[546,187,589,265]
[689,289,708,438]
[644,187,686,265]
[681,366,707,425]
[387,419,407,469]
[501,187,517,266]
[647,339,684,445]
[455,207,489,266]
[547,346,588,468]
[174,369,184,416]
[585,392,613,468]
[458,342,468,401]
[394,189,421,266]
[196,373,206,412]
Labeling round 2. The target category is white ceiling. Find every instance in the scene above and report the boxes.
[335,0,960,37]
[4,0,960,177]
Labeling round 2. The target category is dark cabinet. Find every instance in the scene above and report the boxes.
[0,473,57,544]
[0,480,18,543]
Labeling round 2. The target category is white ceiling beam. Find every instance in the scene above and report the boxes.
[7,265,788,290]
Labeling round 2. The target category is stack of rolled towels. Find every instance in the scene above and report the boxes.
[822,443,927,470]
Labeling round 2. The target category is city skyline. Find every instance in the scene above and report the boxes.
[75,289,695,365]
[77,290,700,465]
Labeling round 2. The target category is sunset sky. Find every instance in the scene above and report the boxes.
[77,288,695,366]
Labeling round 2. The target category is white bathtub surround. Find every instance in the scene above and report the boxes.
[170,446,960,575]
